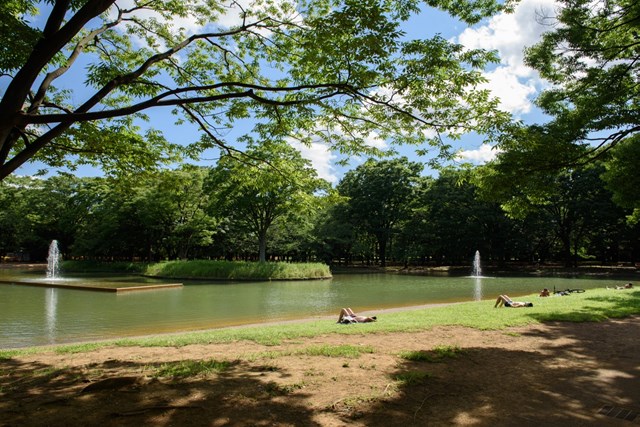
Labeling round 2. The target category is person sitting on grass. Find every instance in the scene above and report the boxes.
[539,288,550,297]
[337,308,377,324]
[494,295,533,308]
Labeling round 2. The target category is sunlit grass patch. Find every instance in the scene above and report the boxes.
[54,343,107,354]
[302,344,374,358]
[392,371,431,386]
[432,344,465,359]
[248,344,374,360]
[398,350,434,362]
[152,359,233,378]
[399,345,465,363]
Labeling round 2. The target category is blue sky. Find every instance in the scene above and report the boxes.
[11,0,558,183]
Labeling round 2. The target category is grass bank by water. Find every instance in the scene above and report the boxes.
[2,287,637,358]
[143,260,332,280]
[62,259,332,280]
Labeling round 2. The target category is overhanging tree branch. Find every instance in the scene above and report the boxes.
[1,0,511,181]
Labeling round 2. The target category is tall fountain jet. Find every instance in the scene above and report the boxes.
[46,240,61,279]
[472,250,482,278]
[472,250,482,301]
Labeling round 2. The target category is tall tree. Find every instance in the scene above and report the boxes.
[338,157,422,267]
[309,190,355,265]
[0,0,510,180]
[206,142,325,262]
[134,166,217,260]
[71,177,151,259]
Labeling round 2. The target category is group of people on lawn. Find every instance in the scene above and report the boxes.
[339,282,633,321]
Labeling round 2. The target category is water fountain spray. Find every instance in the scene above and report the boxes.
[472,250,482,278]
[46,240,61,279]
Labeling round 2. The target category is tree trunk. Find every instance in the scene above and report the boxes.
[378,237,387,267]
[258,231,267,262]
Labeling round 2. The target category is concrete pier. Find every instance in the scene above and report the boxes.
[0,279,183,292]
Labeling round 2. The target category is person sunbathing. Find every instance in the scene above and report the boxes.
[494,295,533,308]
[337,308,377,324]
[609,283,633,290]
[539,288,550,297]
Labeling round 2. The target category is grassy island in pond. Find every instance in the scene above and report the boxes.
[63,260,332,281]
[145,260,332,280]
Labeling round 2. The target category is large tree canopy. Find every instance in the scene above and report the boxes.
[0,0,510,180]
[206,141,324,262]
[498,0,639,170]
[338,157,422,266]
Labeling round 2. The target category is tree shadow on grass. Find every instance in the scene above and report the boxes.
[353,317,640,427]
[2,295,639,427]
[0,357,322,426]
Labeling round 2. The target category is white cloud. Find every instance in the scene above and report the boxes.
[287,128,387,184]
[481,66,538,114]
[361,131,387,150]
[458,0,557,69]
[456,144,502,163]
[455,0,557,115]
[289,141,339,184]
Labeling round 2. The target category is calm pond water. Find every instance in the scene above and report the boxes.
[0,268,631,349]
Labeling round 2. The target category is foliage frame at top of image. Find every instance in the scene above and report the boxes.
[500,0,640,174]
[0,0,511,180]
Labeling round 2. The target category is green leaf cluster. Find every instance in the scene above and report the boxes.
[1,0,509,180]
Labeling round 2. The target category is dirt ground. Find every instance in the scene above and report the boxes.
[1,315,639,427]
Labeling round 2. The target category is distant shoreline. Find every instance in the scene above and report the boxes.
[3,262,639,278]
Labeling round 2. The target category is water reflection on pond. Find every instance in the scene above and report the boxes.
[0,268,630,348]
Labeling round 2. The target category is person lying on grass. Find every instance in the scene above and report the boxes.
[606,283,633,290]
[494,295,533,308]
[337,308,377,324]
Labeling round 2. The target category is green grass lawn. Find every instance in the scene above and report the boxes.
[1,287,638,359]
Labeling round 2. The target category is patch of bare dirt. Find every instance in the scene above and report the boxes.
[1,317,639,426]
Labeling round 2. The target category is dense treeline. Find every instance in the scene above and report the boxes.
[2,0,638,269]
[2,147,638,268]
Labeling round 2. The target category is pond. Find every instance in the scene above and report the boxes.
[0,268,630,349]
